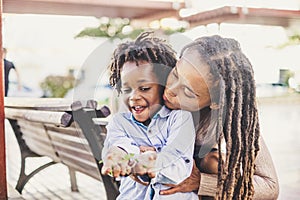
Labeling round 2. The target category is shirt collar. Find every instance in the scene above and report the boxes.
[153,105,171,119]
[124,105,171,124]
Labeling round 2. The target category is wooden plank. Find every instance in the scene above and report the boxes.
[92,118,109,126]
[22,133,53,146]
[22,137,60,161]
[5,107,72,127]
[3,0,183,20]
[19,120,49,136]
[58,151,96,169]
[54,145,95,164]
[51,138,92,155]
[4,97,72,110]
[45,125,82,138]
[61,159,100,181]
[17,120,60,161]
[50,135,89,152]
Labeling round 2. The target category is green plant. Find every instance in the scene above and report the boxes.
[40,75,75,97]
[75,17,186,40]
[275,33,300,49]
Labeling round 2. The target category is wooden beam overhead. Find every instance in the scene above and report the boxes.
[181,6,300,27]
[3,0,184,19]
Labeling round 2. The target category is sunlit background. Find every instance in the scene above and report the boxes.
[3,1,300,199]
[3,0,300,97]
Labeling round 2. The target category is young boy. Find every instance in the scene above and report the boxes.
[101,32,198,200]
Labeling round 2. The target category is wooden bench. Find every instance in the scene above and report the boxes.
[4,97,119,200]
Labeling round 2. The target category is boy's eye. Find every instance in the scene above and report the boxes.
[122,88,131,94]
[183,87,196,98]
[140,87,150,91]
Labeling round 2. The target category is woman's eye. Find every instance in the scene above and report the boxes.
[183,87,196,98]
[172,70,178,79]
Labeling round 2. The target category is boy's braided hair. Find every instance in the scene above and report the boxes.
[181,35,260,200]
[109,31,177,94]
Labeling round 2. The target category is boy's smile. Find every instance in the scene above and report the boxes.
[121,61,162,124]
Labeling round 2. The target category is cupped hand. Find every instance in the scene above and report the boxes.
[132,151,157,176]
[160,160,200,195]
[101,146,131,178]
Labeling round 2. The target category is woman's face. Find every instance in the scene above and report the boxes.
[163,51,212,112]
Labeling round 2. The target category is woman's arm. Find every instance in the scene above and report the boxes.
[252,136,279,200]
[159,160,200,195]
[198,136,279,199]
[160,136,279,199]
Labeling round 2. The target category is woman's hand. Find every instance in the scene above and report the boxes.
[160,160,200,195]
[101,146,131,178]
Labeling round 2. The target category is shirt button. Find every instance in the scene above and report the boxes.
[157,147,161,151]
[185,159,190,163]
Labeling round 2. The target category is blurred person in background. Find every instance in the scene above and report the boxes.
[3,48,21,96]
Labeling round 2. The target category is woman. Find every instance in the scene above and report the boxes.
[103,35,279,199]
[160,35,279,199]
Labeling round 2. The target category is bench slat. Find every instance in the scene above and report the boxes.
[19,121,50,140]
[46,125,82,138]
[22,137,60,162]
[5,108,72,127]
[4,97,73,111]
[57,150,96,168]
[17,121,60,161]
[62,159,100,181]
[52,141,94,162]
[49,133,89,151]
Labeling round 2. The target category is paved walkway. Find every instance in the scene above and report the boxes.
[5,98,300,199]
[257,100,300,199]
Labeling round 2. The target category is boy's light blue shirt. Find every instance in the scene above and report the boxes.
[103,106,197,200]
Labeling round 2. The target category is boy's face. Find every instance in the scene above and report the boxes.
[121,61,162,124]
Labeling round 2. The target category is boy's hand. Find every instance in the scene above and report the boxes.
[132,151,157,177]
[139,146,156,153]
[101,146,131,177]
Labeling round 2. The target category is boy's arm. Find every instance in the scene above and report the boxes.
[103,114,140,155]
[153,111,195,184]
[102,114,140,177]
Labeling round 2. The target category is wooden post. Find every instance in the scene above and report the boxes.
[0,0,8,199]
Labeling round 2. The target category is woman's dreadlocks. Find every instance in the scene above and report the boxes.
[108,31,177,94]
[181,35,260,200]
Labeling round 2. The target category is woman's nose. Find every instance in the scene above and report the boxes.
[166,84,178,97]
